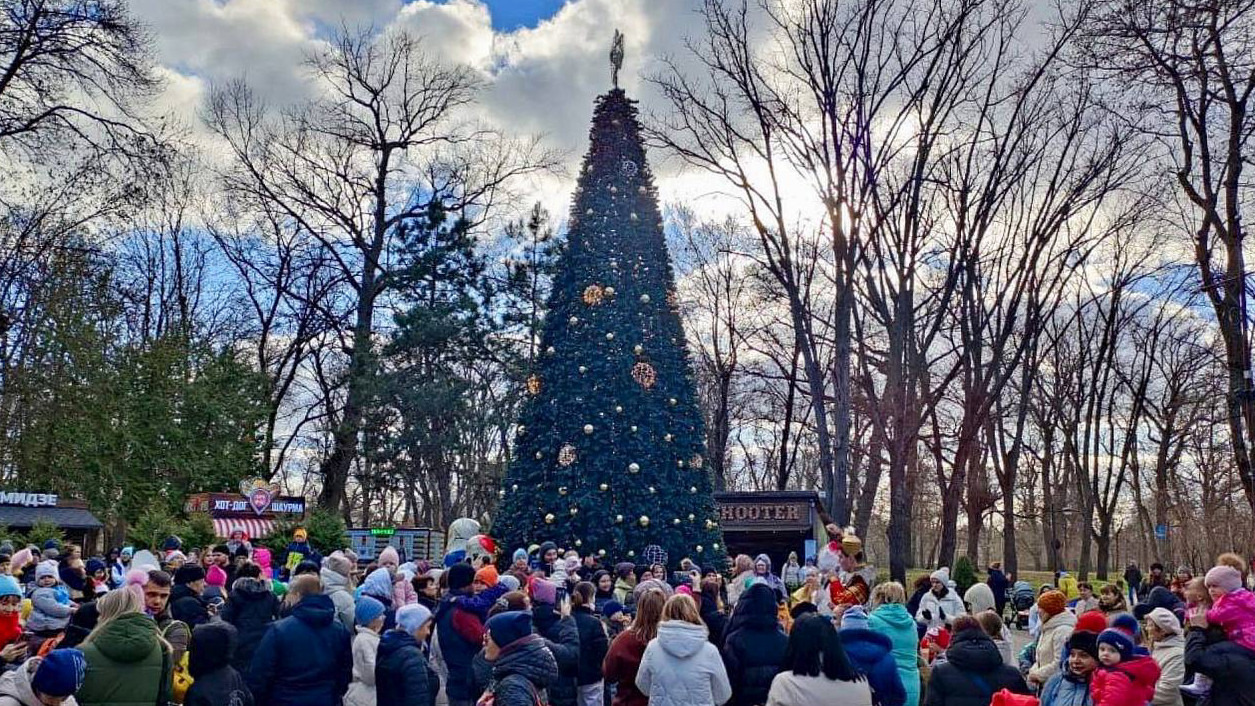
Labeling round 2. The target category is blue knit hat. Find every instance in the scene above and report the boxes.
[1098,628,1135,661]
[0,575,20,599]
[513,548,528,564]
[355,596,386,627]
[602,600,625,618]
[31,649,87,697]
[1110,613,1140,638]
[396,604,433,635]
[486,611,533,649]
[841,606,871,631]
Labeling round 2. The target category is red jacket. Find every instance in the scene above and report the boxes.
[603,629,648,706]
[1090,657,1161,706]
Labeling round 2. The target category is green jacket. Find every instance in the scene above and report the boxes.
[77,612,173,706]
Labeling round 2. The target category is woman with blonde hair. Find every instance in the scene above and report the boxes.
[636,595,731,706]
[77,587,173,705]
[281,573,322,614]
[603,590,664,706]
[867,581,921,706]
[727,555,755,609]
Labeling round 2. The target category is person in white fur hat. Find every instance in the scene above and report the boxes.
[915,568,966,630]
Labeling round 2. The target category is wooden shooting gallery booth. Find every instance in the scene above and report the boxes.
[713,490,824,571]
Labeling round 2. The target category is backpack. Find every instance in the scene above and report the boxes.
[163,620,192,704]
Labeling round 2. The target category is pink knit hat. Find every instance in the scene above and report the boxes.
[206,565,228,588]
[1205,565,1243,594]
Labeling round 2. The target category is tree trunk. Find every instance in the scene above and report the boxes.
[831,279,853,525]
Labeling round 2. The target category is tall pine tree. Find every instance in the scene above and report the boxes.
[494,85,725,568]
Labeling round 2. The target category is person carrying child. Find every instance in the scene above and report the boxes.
[27,561,75,654]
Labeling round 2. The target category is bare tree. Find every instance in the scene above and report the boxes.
[205,28,554,513]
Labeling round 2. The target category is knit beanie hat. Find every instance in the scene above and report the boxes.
[205,565,227,588]
[85,558,105,575]
[396,603,433,635]
[378,546,400,567]
[35,561,58,581]
[1205,565,1244,594]
[1111,613,1141,639]
[615,562,635,579]
[1098,628,1134,661]
[475,565,499,588]
[355,596,386,627]
[1146,607,1182,636]
[1037,590,1067,617]
[603,600,625,618]
[513,548,528,564]
[174,565,206,585]
[930,567,950,584]
[43,540,60,552]
[486,610,533,649]
[530,578,558,606]
[324,552,354,578]
[499,575,521,592]
[1066,630,1099,660]
[841,606,871,631]
[1076,610,1108,635]
[0,575,20,599]
[31,648,87,697]
[447,563,475,591]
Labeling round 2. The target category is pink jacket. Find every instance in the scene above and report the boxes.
[393,574,418,607]
[253,547,273,579]
[1206,589,1255,651]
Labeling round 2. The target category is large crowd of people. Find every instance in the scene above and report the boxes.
[0,524,1250,706]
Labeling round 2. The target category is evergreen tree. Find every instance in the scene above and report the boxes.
[495,88,725,568]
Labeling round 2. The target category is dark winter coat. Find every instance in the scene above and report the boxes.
[485,634,559,706]
[186,622,254,706]
[221,577,279,673]
[375,629,438,706]
[722,584,788,706]
[841,626,908,706]
[434,590,485,702]
[534,602,580,706]
[908,586,930,620]
[700,593,728,648]
[572,605,608,686]
[986,570,1009,614]
[169,583,211,628]
[1184,628,1255,706]
[247,593,352,706]
[923,629,1029,706]
[603,630,649,706]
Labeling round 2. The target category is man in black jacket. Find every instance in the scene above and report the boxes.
[531,578,580,706]
[1185,615,1255,706]
[925,617,1029,706]
[171,565,211,628]
[570,583,609,705]
[220,563,279,673]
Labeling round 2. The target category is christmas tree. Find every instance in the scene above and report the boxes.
[494,43,725,568]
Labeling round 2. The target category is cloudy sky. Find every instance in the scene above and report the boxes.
[132,0,720,218]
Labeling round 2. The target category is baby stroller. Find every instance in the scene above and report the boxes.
[1007,580,1035,630]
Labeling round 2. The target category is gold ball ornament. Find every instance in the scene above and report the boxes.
[599,483,609,491]
[545,513,555,524]
[633,344,644,355]
[579,366,587,374]
[673,518,682,526]
[631,362,657,389]
[628,463,640,474]
[627,550,635,557]
[630,212,639,221]
[582,285,606,306]
[583,424,594,435]
[696,545,704,552]
[605,332,615,341]
[713,543,720,550]
[558,486,568,495]
[497,489,506,498]
[511,484,519,491]
[534,451,543,460]
[669,398,678,406]
[605,287,616,297]
[630,425,638,433]
[569,507,578,516]
[639,516,650,527]
[690,486,697,494]
[526,374,542,395]
[575,539,583,547]
[640,294,651,304]
[677,460,685,468]
[664,433,673,442]
[615,515,624,523]
[705,519,716,530]
[569,316,580,325]
[688,513,696,521]
[648,486,656,494]
[557,445,577,467]
[598,549,606,556]
[546,346,555,355]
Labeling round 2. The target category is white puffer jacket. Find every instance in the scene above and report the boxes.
[636,620,732,706]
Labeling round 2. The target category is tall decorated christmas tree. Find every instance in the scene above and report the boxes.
[495,35,725,568]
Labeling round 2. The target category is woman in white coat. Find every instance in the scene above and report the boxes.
[636,594,731,706]
[766,614,871,706]
[1145,607,1185,706]
[344,596,385,706]
[915,569,966,630]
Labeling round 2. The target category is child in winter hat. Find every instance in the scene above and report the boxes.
[23,648,87,703]
[0,575,23,650]
[344,596,386,706]
[1204,565,1255,652]
[1091,627,1161,706]
[26,562,74,636]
